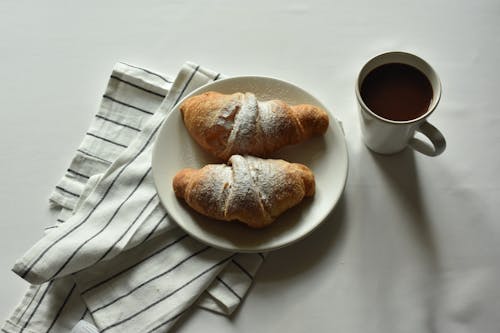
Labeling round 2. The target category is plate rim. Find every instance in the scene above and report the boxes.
[152,75,349,253]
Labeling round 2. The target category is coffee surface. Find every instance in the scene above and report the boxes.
[360,63,433,121]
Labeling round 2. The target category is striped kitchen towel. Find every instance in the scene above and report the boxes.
[3,62,265,333]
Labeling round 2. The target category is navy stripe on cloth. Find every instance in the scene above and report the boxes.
[217,277,242,301]
[19,281,54,333]
[95,193,158,263]
[55,186,80,198]
[102,95,154,115]
[119,62,173,83]
[140,213,168,245]
[76,149,112,164]
[46,167,153,280]
[86,132,128,148]
[95,114,141,132]
[91,246,210,314]
[45,283,76,333]
[81,234,189,295]
[110,75,166,98]
[16,285,41,325]
[67,169,90,179]
[232,259,253,280]
[172,65,200,106]
[99,254,234,332]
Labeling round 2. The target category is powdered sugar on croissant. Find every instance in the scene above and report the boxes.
[180,92,329,160]
[173,155,315,228]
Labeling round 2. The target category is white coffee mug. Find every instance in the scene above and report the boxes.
[355,51,446,156]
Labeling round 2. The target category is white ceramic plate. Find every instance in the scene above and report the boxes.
[152,76,348,252]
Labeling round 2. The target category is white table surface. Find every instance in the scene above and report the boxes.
[1,0,499,332]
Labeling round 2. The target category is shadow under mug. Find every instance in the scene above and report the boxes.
[355,51,446,156]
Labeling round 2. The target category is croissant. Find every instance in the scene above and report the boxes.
[179,91,329,160]
[173,155,315,228]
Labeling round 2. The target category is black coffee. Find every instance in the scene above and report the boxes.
[360,63,433,121]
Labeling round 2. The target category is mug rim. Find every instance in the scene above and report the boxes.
[355,51,442,125]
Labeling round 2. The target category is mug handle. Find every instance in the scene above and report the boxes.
[409,120,446,156]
